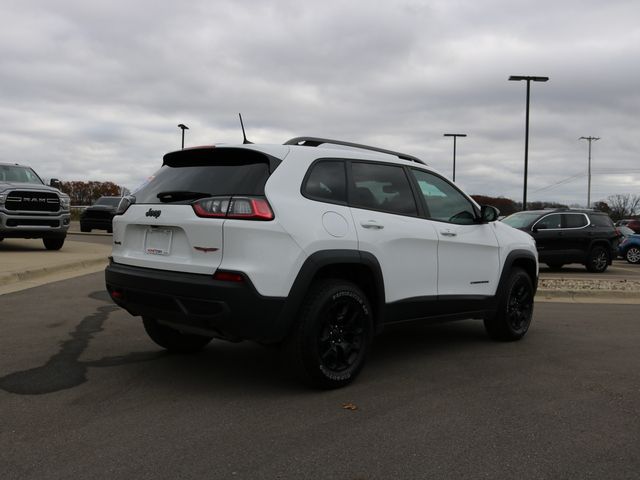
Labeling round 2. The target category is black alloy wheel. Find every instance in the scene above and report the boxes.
[505,276,534,334]
[586,246,609,273]
[484,267,534,341]
[284,279,373,389]
[317,294,367,375]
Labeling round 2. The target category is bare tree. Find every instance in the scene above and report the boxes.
[606,194,640,221]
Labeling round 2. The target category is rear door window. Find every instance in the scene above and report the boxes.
[134,148,272,204]
[563,214,588,228]
[350,162,418,216]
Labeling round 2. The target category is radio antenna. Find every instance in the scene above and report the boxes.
[239,113,253,144]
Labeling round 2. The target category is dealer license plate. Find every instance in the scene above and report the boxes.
[144,228,173,255]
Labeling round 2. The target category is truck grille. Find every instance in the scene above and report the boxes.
[5,191,60,212]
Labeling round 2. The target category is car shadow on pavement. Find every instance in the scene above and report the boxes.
[0,288,501,395]
[0,290,162,396]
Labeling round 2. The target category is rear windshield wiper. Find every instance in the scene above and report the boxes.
[156,191,212,202]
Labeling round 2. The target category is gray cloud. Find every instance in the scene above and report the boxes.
[0,0,638,206]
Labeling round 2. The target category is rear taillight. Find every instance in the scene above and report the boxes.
[192,196,274,220]
[115,195,135,216]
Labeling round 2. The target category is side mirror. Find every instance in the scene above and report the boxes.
[49,178,61,189]
[480,205,500,223]
[532,224,546,233]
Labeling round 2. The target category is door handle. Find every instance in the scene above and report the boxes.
[440,230,457,237]
[360,220,384,230]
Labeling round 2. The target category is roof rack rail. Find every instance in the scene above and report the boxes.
[284,136,426,165]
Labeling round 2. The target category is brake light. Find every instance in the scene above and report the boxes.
[115,195,135,216]
[192,196,274,220]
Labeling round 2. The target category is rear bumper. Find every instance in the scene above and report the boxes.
[105,261,287,343]
[80,217,113,230]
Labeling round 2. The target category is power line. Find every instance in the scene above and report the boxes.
[531,173,586,194]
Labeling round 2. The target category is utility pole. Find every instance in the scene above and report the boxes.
[579,136,600,208]
[443,133,467,182]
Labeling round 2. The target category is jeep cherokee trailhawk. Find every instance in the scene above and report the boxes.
[105,137,538,388]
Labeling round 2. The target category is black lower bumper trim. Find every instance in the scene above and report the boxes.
[105,262,287,343]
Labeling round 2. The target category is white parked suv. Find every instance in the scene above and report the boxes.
[105,137,538,388]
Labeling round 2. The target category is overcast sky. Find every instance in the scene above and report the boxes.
[1,0,639,206]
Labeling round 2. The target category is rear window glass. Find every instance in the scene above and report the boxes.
[134,148,271,204]
[589,214,614,227]
[303,161,347,203]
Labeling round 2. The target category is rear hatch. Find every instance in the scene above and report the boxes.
[111,146,281,275]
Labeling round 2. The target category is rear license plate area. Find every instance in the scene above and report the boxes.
[144,228,173,255]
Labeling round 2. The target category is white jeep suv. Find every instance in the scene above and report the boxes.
[105,137,538,388]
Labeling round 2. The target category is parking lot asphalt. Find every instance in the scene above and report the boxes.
[1,272,638,479]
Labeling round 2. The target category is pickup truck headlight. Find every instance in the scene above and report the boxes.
[60,195,70,210]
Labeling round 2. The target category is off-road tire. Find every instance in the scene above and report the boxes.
[586,246,609,273]
[142,316,213,353]
[484,267,534,341]
[43,236,65,250]
[283,279,373,389]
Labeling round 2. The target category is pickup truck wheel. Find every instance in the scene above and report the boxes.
[586,246,609,273]
[484,267,534,341]
[43,236,65,250]
[625,246,640,264]
[142,317,212,353]
[284,279,373,389]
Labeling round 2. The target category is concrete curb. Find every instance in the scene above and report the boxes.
[536,289,640,304]
[0,257,109,285]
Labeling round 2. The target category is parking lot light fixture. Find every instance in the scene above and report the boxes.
[443,133,467,182]
[579,136,600,208]
[509,75,549,211]
[178,124,189,150]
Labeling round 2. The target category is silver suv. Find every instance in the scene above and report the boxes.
[0,163,70,250]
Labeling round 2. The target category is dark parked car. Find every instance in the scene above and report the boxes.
[80,196,122,232]
[615,219,640,234]
[618,234,640,264]
[502,208,619,273]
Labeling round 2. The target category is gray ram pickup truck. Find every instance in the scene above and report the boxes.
[0,162,71,250]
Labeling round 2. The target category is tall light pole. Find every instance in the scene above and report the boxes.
[178,124,189,149]
[443,133,467,182]
[580,136,600,208]
[509,75,549,210]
